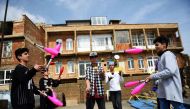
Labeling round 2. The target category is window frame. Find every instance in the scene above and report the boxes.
[0,70,13,85]
[91,17,108,25]
[66,38,73,50]
[127,57,134,69]
[55,61,62,75]
[115,30,130,43]
[2,41,12,58]
[167,34,174,46]
[77,35,90,52]
[147,56,158,68]
[78,61,91,78]
[138,56,144,69]
[132,32,145,46]
[147,32,156,45]
[92,34,113,51]
[67,61,75,73]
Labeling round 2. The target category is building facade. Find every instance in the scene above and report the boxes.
[45,17,183,79]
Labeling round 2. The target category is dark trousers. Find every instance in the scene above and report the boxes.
[40,96,56,109]
[86,95,105,109]
[12,104,34,109]
[110,91,122,109]
[158,98,185,109]
[157,98,160,109]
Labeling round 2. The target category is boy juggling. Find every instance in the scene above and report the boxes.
[145,36,185,109]
[39,69,61,109]
[105,61,124,109]
[11,48,43,109]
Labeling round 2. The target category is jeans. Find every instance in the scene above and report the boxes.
[110,91,122,109]
[158,98,185,109]
[86,96,105,109]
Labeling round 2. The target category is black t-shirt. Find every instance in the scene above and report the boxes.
[11,64,39,108]
[39,77,60,95]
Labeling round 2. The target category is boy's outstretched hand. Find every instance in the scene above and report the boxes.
[145,76,152,82]
[34,64,44,71]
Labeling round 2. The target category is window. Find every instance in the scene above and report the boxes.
[78,61,91,77]
[0,70,12,85]
[66,38,73,50]
[132,32,145,46]
[67,61,74,73]
[167,34,174,46]
[77,35,90,52]
[2,41,12,58]
[147,57,153,68]
[55,61,62,74]
[91,17,108,25]
[56,39,63,53]
[115,30,130,43]
[146,56,158,73]
[147,32,156,45]
[138,56,144,69]
[127,57,134,69]
[147,57,158,68]
[92,34,113,51]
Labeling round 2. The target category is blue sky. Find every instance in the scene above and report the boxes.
[0,0,190,55]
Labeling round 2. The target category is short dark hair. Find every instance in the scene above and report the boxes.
[153,36,169,47]
[15,48,29,61]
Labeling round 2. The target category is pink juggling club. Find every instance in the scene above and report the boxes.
[48,96,63,106]
[46,43,61,68]
[130,82,146,95]
[38,90,63,107]
[124,48,143,54]
[34,43,61,69]
[55,43,61,51]
[124,80,145,88]
[34,43,60,56]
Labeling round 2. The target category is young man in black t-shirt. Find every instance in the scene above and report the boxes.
[11,48,43,109]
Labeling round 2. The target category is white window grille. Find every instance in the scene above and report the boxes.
[127,57,134,69]
[0,70,13,85]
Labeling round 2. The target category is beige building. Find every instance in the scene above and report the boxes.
[44,17,183,79]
